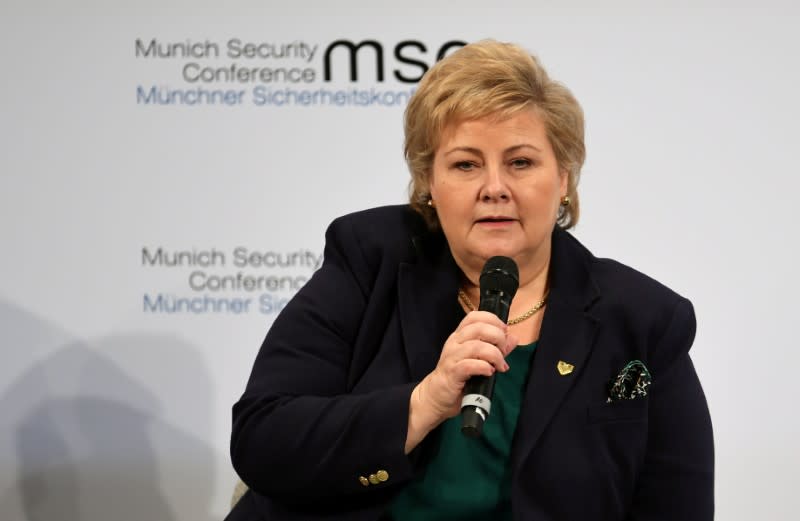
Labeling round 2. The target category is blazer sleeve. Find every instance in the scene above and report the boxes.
[230,215,417,504]
[629,297,715,520]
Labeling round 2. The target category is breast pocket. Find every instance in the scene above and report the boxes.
[587,398,648,425]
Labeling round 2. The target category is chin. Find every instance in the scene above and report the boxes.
[480,240,520,258]
[475,245,520,262]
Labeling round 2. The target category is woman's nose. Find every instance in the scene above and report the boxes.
[480,165,510,202]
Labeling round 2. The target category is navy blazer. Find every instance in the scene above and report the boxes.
[229,205,713,521]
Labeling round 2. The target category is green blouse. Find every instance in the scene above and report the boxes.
[389,342,537,521]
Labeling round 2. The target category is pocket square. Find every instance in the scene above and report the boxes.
[607,360,651,403]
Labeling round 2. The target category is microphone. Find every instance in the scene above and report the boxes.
[461,256,519,438]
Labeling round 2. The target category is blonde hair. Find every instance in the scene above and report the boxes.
[404,40,585,229]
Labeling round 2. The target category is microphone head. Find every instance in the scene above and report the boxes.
[479,256,519,297]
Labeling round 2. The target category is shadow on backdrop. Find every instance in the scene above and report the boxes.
[0,300,218,521]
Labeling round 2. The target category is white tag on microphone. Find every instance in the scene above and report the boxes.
[461,393,492,415]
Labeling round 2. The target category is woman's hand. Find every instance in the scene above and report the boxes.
[405,311,518,453]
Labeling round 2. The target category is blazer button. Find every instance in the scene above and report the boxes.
[376,470,389,482]
[358,476,369,487]
[368,474,380,485]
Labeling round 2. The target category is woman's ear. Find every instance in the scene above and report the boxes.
[559,168,569,198]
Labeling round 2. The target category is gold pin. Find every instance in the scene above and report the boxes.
[557,361,574,376]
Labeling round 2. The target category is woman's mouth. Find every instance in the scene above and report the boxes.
[476,216,516,227]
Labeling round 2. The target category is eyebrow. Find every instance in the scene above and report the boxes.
[443,144,542,157]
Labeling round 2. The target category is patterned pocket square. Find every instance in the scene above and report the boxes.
[607,360,652,403]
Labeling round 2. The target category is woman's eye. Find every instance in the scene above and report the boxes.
[510,158,532,169]
[454,161,476,171]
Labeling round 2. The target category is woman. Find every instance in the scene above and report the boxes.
[228,40,713,520]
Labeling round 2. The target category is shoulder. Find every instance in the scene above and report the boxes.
[319,205,436,295]
[556,230,695,357]
[558,229,687,310]
[325,204,429,266]
[329,204,424,241]
[593,257,686,310]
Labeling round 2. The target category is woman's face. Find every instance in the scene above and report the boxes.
[429,109,567,280]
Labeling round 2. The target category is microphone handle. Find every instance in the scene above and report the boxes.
[460,290,512,438]
[461,375,496,438]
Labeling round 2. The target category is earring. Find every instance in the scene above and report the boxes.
[427,198,435,208]
[560,195,571,207]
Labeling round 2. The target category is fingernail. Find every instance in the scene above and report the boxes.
[504,362,510,371]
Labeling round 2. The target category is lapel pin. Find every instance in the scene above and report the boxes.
[557,361,574,376]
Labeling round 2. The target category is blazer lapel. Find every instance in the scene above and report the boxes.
[513,229,601,467]
[397,233,462,382]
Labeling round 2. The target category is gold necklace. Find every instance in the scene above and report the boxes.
[457,288,548,325]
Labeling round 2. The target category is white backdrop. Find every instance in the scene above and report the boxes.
[1,1,798,519]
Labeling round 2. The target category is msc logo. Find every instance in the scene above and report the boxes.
[323,39,467,83]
